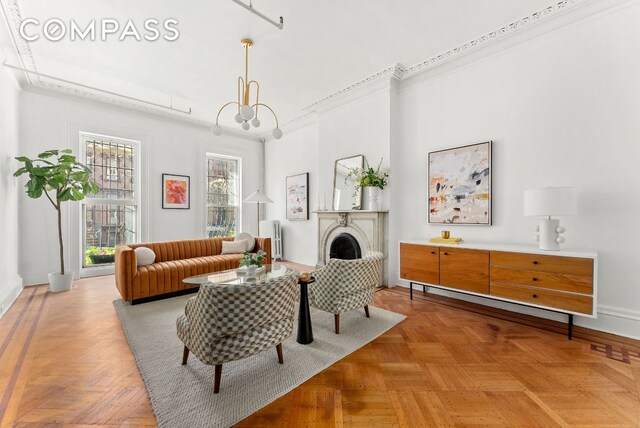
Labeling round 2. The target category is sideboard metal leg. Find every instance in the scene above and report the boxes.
[410,282,413,300]
[568,314,574,340]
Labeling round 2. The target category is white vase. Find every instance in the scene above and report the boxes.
[245,265,257,277]
[366,187,380,211]
[48,272,73,292]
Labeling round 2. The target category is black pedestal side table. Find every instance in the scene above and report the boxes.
[297,277,315,344]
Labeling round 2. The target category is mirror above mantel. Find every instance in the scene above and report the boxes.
[332,155,364,211]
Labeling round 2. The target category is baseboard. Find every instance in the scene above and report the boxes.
[580,306,640,341]
[0,276,23,319]
[388,286,640,351]
[394,282,640,342]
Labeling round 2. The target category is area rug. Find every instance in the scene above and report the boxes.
[113,295,405,428]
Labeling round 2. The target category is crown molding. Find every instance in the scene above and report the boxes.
[1,0,38,80]
[399,0,590,80]
[298,0,598,117]
[302,64,403,114]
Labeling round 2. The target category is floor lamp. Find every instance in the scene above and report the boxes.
[243,190,273,236]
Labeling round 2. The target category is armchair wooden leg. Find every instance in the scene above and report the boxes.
[276,343,284,364]
[334,314,340,334]
[181,346,189,365]
[364,305,370,318]
[214,364,223,393]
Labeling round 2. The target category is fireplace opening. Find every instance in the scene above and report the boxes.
[329,233,361,260]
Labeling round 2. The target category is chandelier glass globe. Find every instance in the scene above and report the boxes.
[240,104,255,120]
[241,121,250,130]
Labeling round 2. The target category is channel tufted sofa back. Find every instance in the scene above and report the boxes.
[115,236,271,303]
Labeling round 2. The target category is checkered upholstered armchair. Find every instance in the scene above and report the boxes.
[309,251,383,334]
[176,268,298,393]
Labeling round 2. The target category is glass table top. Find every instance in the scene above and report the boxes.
[182,264,296,286]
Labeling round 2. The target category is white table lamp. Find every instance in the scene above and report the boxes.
[243,189,273,236]
[524,187,577,251]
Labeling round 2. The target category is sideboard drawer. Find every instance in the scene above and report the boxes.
[491,281,593,315]
[491,251,593,277]
[490,266,593,294]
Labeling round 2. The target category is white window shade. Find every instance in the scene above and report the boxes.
[524,187,577,216]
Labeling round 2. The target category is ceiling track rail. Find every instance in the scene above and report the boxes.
[2,62,192,115]
[231,0,283,30]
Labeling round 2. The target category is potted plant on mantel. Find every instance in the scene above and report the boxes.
[14,149,99,292]
[347,157,389,211]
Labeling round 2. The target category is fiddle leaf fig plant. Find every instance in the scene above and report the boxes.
[14,149,100,275]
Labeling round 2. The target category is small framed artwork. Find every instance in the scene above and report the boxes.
[428,141,492,225]
[162,173,190,209]
[286,172,309,220]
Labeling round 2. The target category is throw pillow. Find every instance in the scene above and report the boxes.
[135,247,156,266]
[235,232,255,252]
[222,240,248,254]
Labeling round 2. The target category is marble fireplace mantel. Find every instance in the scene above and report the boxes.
[316,210,389,285]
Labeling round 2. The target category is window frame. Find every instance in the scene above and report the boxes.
[79,132,143,277]
[204,153,242,238]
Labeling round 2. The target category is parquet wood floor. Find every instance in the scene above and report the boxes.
[1,263,639,427]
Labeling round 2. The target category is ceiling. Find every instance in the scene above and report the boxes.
[1,0,553,133]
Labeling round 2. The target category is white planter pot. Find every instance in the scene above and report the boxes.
[365,187,380,211]
[48,272,73,292]
[245,265,257,277]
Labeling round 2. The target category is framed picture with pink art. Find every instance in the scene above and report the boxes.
[162,173,190,209]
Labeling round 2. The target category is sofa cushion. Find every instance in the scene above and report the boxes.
[221,240,248,255]
[235,232,255,252]
[135,247,156,266]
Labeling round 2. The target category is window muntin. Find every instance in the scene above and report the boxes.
[82,135,139,267]
[207,155,240,238]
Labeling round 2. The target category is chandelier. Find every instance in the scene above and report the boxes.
[212,39,282,139]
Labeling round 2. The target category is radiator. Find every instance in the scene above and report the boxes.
[259,220,283,261]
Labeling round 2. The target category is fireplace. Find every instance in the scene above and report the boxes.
[317,210,388,285]
[329,233,362,260]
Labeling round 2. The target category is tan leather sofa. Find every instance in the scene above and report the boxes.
[115,237,271,303]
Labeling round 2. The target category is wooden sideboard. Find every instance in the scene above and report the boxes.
[399,240,598,338]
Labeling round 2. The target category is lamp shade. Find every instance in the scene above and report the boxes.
[524,187,577,216]
[243,189,273,204]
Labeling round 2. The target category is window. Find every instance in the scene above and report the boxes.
[206,154,241,237]
[82,133,140,268]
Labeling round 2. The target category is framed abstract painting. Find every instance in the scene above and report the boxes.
[162,173,190,209]
[286,172,309,220]
[428,141,492,225]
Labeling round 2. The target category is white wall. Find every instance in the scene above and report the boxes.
[317,90,393,211]
[265,89,394,266]
[265,123,319,266]
[18,89,264,285]
[393,3,640,337]
[266,3,640,338]
[0,66,22,317]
